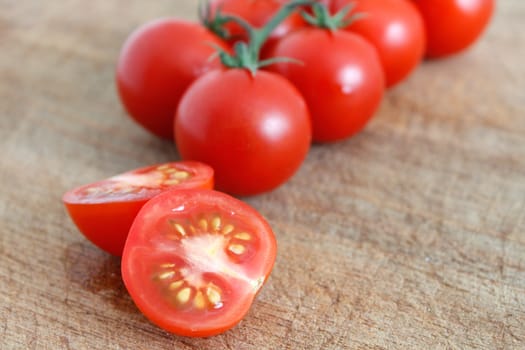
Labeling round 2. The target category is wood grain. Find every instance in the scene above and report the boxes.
[1,1,524,349]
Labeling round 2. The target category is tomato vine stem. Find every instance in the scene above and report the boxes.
[301,2,366,31]
[203,0,314,75]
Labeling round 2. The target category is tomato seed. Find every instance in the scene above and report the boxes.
[228,244,245,255]
[194,291,206,309]
[157,271,175,280]
[173,171,191,180]
[164,179,180,186]
[169,280,184,291]
[198,219,208,231]
[211,216,221,231]
[234,232,251,241]
[206,284,222,306]
[176,287,192,304]
[222,224,234,235]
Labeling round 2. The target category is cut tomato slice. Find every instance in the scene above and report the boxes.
[121,189,277,337]
[62,161,214,256]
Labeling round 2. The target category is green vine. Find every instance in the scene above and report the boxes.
[203,0,315,75]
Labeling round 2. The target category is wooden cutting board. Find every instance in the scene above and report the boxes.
[1,1,524,349]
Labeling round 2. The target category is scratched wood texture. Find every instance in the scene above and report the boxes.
[1,1,524,349]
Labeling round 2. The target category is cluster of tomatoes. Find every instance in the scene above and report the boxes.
[63,0,494,338]
[117,0,494,196]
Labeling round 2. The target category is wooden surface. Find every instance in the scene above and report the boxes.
[1,1,524,349]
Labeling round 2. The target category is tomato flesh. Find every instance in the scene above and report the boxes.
[121,189,277,337]
[63,162,214,256]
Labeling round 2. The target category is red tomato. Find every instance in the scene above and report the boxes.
[116,19,228,139]
[330,0,425,87]
[175,69,311,196]
[412,0,494,58]
[121,189,277,337]
[209,0,304,58]
[62,162,214,256]
[269,28,384,142]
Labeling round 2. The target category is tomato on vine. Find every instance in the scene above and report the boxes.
[205,0,305,58]
[269,3,384,142]
[330,0,425,87]
[412,0,495,58]
[116,19,228,139]
[176,1,312,196]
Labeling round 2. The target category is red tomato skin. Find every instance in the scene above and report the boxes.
[209,0,305,58]
[269,29,384,142]
[175,69,311,196]
[412,0,495,58]
[331,0,426,87]
[64,200,144,256]
[62,162,214,256]
[116,19,228,139]
[121,189,277,337]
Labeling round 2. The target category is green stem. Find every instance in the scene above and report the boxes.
[205,0,314,75]
[302,2,363,31]
[251,0,314,56]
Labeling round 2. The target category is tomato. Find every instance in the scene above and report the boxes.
[116,19,228,139]
[121,189,277,337]
[412,0,495,58]
[208,0,304,58]
[269,28,384,142]
[62,162,214,256]
[175,69,311,196]
[330,0,425,87]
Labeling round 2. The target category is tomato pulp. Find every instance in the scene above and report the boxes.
[121,189,277,337]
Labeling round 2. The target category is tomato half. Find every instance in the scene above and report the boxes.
[116,19,228,139]
[269,28,384,142]
[62,162,214,256]
[330,0,425,87]
[175,69,311,196]
[121,189,277,337]
[208,0,305,58]
[412,0,495,58]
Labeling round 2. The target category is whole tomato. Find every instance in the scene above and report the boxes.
[412,0,495,58]
[330,0,425,87]
[116,19,228,139]
[175,69,311,196]
[269,27,384,142]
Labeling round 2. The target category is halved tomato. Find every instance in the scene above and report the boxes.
[62,161,213,256]
[121,189,277,337]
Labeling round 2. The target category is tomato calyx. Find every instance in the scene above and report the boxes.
[302,2,363,31]
[207,0,313,75]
